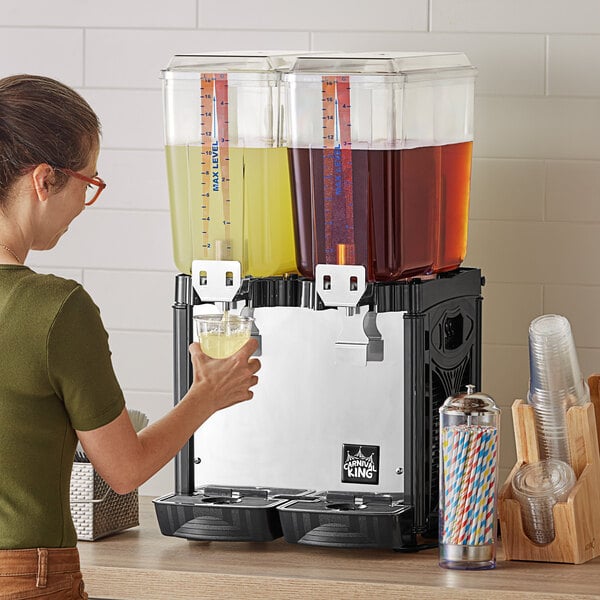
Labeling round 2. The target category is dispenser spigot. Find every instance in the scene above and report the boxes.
[215,300,235,314]
[315,264,384,366]
[335,306,383,366]
[191,260,242,306]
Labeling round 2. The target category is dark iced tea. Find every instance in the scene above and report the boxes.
[434,141,472,273]
[288,141,472,281]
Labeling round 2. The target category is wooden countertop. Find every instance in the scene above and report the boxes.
[78,496,600,600]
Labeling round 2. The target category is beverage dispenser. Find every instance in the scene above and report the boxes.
[154,52,483,551]
[162,54,298,280]
[283,53,475,281]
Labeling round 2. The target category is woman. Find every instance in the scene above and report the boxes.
[0,74,260,598]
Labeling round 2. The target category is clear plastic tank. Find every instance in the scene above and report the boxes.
[281,53,477,281]
[162,54,298,277]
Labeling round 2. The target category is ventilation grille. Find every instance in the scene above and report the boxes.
[428,355,472,526]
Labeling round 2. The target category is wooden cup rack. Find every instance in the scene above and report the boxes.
[498,375,600,564]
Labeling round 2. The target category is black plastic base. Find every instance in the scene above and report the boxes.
[277,492,416,550]
[154,486,313,542]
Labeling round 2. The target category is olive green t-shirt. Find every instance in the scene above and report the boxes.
[0,266,125,549]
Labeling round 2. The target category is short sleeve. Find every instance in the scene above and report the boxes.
[47,285,125,431]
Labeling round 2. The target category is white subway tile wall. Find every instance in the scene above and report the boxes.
[96,150,169,211]
[0,0,197,28]
[548,35,600,96]
[2,0,598,495]
[197,0,428,31]
[0,28,84,86]
[432,0,600,34]
[470,159,546,221]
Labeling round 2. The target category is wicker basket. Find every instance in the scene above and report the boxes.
[70,462,139,541]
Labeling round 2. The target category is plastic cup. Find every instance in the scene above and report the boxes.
[527,315,589,464]
[511,459,576,545]
[528,315,588,403]
[528,383,589,463]
[194,314,254,358]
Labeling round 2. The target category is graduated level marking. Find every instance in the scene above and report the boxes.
[199,73,231,259]
[321,77,335,261]
[337,77,354,264]
[321,76,354,265]
[214,75,231,255]
[200,73,214,256]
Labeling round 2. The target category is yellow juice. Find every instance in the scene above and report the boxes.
[165,145,298,277]
[199,331,250,358]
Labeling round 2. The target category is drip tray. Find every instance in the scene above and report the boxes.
[154,485,314,542]
[277,491,416,550]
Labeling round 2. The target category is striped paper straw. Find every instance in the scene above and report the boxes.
[481,434,498,543]
[464,430,491,544]
[442,426,470,541]
[442,426,472,541]
[453,430,486,543]
[468,431,497,545]
[442,426,498,546]
[467,430,496,545]
[463,429,496,546]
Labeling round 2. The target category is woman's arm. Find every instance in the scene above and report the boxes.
[76,339,260,494]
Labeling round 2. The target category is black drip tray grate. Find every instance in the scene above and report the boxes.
[277,491,416,550]
[154,485,314,542]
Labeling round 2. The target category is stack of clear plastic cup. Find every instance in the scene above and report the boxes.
[511,459,576,544]
[528,314,589,464]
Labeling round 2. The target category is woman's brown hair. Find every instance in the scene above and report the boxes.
[0,74,101,204]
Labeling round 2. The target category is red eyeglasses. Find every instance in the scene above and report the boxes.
[57,168,106,206]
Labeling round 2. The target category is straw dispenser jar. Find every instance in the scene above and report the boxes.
[439,386,500,570]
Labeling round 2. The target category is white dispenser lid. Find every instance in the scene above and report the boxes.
[282,52,476,80]
[162,52,298,79]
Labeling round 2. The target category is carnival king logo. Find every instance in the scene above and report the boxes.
[341,444,380,485]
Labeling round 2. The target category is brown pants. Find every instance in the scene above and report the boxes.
[0,547,87,599]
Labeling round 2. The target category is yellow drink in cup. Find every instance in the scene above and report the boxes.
[194,314,253,359]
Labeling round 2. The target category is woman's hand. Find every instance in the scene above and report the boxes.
[188,338,261,415]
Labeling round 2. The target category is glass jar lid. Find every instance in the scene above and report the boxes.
[440,384,500,416]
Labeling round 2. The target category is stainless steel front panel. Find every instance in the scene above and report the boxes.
[193,306,406,493]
